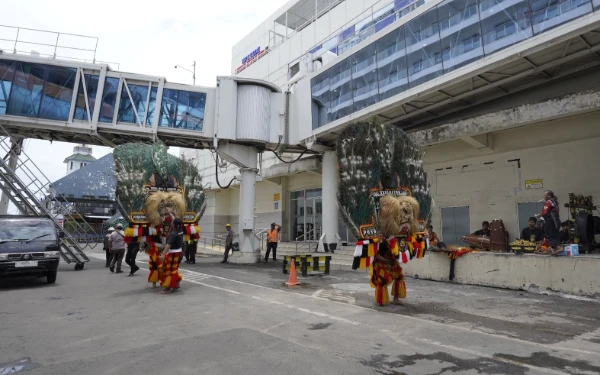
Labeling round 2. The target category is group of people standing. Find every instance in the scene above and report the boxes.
[220,222,281,264]
[103,224,139,276]
[103,219,186,294]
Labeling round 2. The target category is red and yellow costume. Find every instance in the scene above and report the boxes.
[352,194,427,306]
[160,251,182,289]
[124,223,200,286]
[147,245,162,283]
[355,234,425,305]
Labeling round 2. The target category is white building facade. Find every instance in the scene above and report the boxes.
[183,0,600,247]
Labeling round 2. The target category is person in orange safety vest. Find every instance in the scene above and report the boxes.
[263,223,281,263]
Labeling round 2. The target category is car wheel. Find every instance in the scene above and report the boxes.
[47,271,57,284]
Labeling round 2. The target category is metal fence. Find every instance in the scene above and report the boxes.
[0,24,119,69]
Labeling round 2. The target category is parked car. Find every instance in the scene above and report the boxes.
[0,216,63,284]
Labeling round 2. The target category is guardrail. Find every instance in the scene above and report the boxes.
[0,24,120,69]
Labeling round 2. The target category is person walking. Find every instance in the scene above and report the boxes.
[109,224,126,273]
[264,223,281,263]
[220,224,233,264]
[103,227,114,267]
[125,241,140,276]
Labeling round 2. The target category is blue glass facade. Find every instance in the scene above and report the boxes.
[0,60,76,121]
[73,75,119,123]
[117,82,153,126]
[0,59,206,132]
[311,0,597,129]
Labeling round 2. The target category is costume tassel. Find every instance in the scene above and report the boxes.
[399,280,407,298]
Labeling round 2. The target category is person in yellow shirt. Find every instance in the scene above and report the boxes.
[264,223,281,263]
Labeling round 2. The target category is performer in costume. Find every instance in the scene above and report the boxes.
[159,218,184,294]
[368,195,426,306]
[113,141,206,290]
[336,121,432,307]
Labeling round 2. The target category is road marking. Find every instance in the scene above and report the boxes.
[251,295,361,326]
[87,253,598,357]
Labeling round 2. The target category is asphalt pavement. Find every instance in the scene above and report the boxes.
[1,247,600,375]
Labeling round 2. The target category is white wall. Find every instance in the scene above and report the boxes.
[232,0,393,87]
[424,112,600,242]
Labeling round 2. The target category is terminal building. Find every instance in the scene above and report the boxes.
[1,1,600,260]
[184,0,600,246]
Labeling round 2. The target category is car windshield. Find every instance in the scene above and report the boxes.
[0,220,57,242]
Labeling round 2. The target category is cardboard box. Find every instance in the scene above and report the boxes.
[564,244,579,256]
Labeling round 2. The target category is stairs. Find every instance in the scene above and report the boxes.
[0,125,95,269]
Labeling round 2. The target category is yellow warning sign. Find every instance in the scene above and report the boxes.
[273,193,280,201]
[525,179,543,189]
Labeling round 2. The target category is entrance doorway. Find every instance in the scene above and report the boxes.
[290,189,322,241]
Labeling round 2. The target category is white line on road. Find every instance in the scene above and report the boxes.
[87,253,598,357]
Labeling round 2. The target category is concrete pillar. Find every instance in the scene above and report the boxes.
[322,150,339,251]
[228,147,260,264]
[0,139,23,215]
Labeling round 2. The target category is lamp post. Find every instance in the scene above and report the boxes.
[174,61,196,85]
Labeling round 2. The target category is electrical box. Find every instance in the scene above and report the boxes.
[243,217,254,230]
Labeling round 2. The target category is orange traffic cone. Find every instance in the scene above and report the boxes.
[285,259,300,287]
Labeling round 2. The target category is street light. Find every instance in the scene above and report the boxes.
[174,61,196,85]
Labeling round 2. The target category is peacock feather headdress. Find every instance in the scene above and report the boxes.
[336,119,432,237]
[113,141,206,221]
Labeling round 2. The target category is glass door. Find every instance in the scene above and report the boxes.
[289,189,322,241]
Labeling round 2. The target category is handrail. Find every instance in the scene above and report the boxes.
[0,24,120,69]
[295,228,316,242]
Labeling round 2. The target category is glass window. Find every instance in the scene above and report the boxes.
[406,8,443,87]
[376,26,409,101]
[99,77,119,123]
[0,60,16,115]
[311,71,331,129]
[480,0,532,55]
[39,66,77,121]
[437,0,484,73]
[291,191,305,199]
[158,89,206,131]
[351,43,379,112]
[6,62,46,118]
[306,189,322,198]
[329,58,353,121]
[146,86,158,127]
[117,82,149,124]
[74,74,100,121]
[529,0,592,35]
[175,90,206,131]
[159,88,178,127]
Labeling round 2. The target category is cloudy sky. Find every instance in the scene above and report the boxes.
[0,0,287,187]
